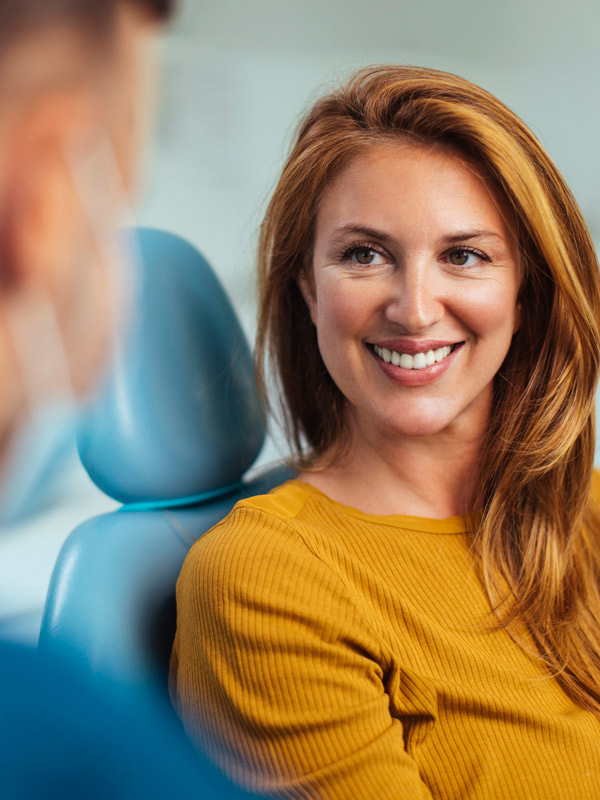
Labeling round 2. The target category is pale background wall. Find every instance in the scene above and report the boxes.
[1,0,599,641]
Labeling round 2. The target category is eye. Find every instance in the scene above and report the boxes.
[344,245,387,266]
[445,247,489,267]
[353,248,377,265]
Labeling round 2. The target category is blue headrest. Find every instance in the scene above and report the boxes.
[77,228,265,507]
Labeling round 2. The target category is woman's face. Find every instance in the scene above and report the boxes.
[302,143,521,445]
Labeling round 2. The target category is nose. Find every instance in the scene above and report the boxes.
[383,260,445,333]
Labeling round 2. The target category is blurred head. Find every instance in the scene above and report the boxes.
[0,0,174,455]
[0,0,173,180]
[0,0,174,520]
[257,65,600,471]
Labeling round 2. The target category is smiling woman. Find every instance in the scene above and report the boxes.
[170,66,600,798]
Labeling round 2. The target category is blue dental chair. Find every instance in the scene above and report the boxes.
[39,227,293,697]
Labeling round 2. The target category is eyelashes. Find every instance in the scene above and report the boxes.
[339,242,388,265]
[444,246,491,268]
[338,241,492,268]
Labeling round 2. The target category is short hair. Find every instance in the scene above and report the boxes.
[256,65,600,718]
[0,0,175,49]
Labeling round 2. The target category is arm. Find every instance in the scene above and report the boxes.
[170,507,434,800]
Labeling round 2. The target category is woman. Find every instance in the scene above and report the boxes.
[170,66,600,798]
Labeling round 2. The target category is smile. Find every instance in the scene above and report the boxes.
[372,343,458,370]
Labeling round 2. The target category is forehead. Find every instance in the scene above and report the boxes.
[315,142,516,244]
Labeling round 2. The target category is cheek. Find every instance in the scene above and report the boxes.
[455,281,519,340]
[316,295,358,334]
[312,278,376,347]
[311,279,377,393]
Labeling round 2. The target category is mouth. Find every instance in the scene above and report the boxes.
[370,342,462,370]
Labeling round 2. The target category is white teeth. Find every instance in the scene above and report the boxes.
[413,352,427,370]
[373,343,454,370]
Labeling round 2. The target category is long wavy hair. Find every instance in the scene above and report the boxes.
[255,65,600,716]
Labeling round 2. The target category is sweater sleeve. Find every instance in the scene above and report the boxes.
[170,506,434,800]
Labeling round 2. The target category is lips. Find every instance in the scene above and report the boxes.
[367,340,464,385]
[373,343,456,370]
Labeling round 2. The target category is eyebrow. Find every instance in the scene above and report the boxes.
[329,224,505,246]
[329,225,395,244]
[442,230,504,244]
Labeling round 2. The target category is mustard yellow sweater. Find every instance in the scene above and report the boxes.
[170,480,600,799]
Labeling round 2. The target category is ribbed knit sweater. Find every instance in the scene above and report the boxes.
[170,479,600,799]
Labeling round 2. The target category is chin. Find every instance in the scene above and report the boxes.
[392,420,451,438]
[381,407,458,439]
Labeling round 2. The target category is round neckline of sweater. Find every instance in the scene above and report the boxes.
[285,479,470,534]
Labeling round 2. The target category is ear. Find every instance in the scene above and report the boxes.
[513,299,522,335]
[0,90,100,298]
[297,272,317,325]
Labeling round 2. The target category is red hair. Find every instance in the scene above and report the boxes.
[256,65,600,717]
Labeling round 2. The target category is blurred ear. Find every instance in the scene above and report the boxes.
[0,89,100,298]
[297,272,317,325]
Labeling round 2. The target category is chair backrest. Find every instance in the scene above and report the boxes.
[38,228,293,691]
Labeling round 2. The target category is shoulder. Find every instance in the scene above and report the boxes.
[591,468,600,500]
[177,480,331,604]
[175,481,369,643]
[189,479,314,557]
[234,478,314,521]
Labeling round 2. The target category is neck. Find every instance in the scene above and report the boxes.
[301,407,488,519]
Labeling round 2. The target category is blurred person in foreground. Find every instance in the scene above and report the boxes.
[0,0,164,522]
[0,2,255,797]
